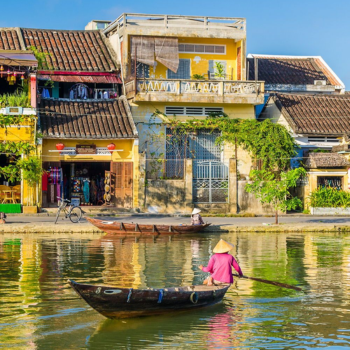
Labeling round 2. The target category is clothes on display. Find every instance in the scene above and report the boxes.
[69,83,118,100]
[41,88,51,98]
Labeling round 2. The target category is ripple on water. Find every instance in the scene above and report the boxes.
[0,231,350,349]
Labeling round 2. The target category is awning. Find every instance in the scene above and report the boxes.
[38,74,122,84]
[0,50,37,67]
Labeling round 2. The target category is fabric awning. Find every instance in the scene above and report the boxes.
[131,36,179,73]
[38,74,122,84]
[0,51,37,67]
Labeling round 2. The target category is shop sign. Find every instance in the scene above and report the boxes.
[76,144,96,154]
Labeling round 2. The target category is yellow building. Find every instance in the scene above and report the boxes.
[261,93,350,208]
[103,14,265,213]
[39,96,139,209]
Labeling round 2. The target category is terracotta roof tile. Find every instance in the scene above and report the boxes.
[248,55,343,87]
[305,152,350,168]
[0,28,22,50]
[21,28,117,72]
[39,96,137,139]
[270,93,350,135]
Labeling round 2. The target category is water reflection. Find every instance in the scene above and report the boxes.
[0,232,350,349]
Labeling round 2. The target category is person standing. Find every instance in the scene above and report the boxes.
[199,239,243,286]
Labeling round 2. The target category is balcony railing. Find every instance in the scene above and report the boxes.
[105,14,246,34]
[135,79,263,96]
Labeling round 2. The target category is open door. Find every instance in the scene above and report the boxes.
[110,162,133,208]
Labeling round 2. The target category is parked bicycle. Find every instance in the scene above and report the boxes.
[55,197,82,224]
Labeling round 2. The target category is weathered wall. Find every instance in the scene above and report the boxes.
[237,180,275,215]
[144,179,187,213]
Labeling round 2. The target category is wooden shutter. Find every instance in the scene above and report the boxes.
[237,47,242,80]
[111,162,133,208]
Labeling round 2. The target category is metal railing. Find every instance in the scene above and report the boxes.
[136,79,263,95]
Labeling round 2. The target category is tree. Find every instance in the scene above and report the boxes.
[245,168,306,224]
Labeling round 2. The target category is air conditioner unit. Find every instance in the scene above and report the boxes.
[314,80,327,86]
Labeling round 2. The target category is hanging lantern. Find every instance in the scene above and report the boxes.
[0,65,3,78]
[56,143,65,154]
[107,143,116,154]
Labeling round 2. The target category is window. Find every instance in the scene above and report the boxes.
[167,59,190,79]
[179,44,226,55]
[308,136,340,143]
[317,176,343,190]
[165,106,223,116]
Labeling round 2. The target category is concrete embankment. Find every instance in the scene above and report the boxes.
[1,222,350,234]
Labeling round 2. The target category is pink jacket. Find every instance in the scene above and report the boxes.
[201,253,243,283]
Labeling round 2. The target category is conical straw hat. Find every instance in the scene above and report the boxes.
[192,208,201,215]
[213,239,234,253]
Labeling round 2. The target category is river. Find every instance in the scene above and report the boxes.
[0,231,349,349]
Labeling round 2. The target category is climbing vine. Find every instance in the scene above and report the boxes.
[151,110,298,173]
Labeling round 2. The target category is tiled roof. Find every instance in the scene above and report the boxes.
[248,55,344,87]
[0,28,23,50]
[305,152,350,168]
[21,28,117,72]
[39,96,137,139]
[269,93,350,135]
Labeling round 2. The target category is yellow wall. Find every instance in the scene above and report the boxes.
[42,139,135,162]
[0,119,35,142]
[131,37,242,81]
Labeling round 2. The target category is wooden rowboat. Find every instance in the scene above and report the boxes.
[85,217,211,235]
[69,279,230,319]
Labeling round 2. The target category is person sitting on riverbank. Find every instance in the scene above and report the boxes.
[199,239,243,286]
[191,208,204,225]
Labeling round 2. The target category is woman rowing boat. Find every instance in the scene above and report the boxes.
[199,239,243,286]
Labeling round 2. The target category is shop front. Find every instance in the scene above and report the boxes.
[39,97,139,210]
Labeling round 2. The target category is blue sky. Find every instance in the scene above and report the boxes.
[3,0,350,88]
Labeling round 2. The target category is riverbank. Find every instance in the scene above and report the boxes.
[1,214,350,233]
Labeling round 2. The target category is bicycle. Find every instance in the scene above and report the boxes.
[55,197,83,224]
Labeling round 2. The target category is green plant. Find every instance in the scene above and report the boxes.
[192,74,205,80]
[214,62,225,79]
[309,187,350,208]
[16,156,43,206]
[29,46,52,70]
[245,168,307,224]
[152,110,298,173]
[0,91,31,108]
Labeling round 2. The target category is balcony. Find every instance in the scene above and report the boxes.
[125,79,265,104]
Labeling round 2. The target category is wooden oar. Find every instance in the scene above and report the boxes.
[233,273,303,292]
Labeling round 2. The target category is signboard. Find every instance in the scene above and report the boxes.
[76,144,96,154]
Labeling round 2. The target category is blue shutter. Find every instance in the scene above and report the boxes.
[168,59,190,79]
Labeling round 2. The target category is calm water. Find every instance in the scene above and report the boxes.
[1,231,350,349]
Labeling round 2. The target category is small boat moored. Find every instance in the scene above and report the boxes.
[69,280,230,319]
[85,217,211,235]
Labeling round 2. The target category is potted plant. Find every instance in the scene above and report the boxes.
[192,74,205,91]
[214,62,226,80]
